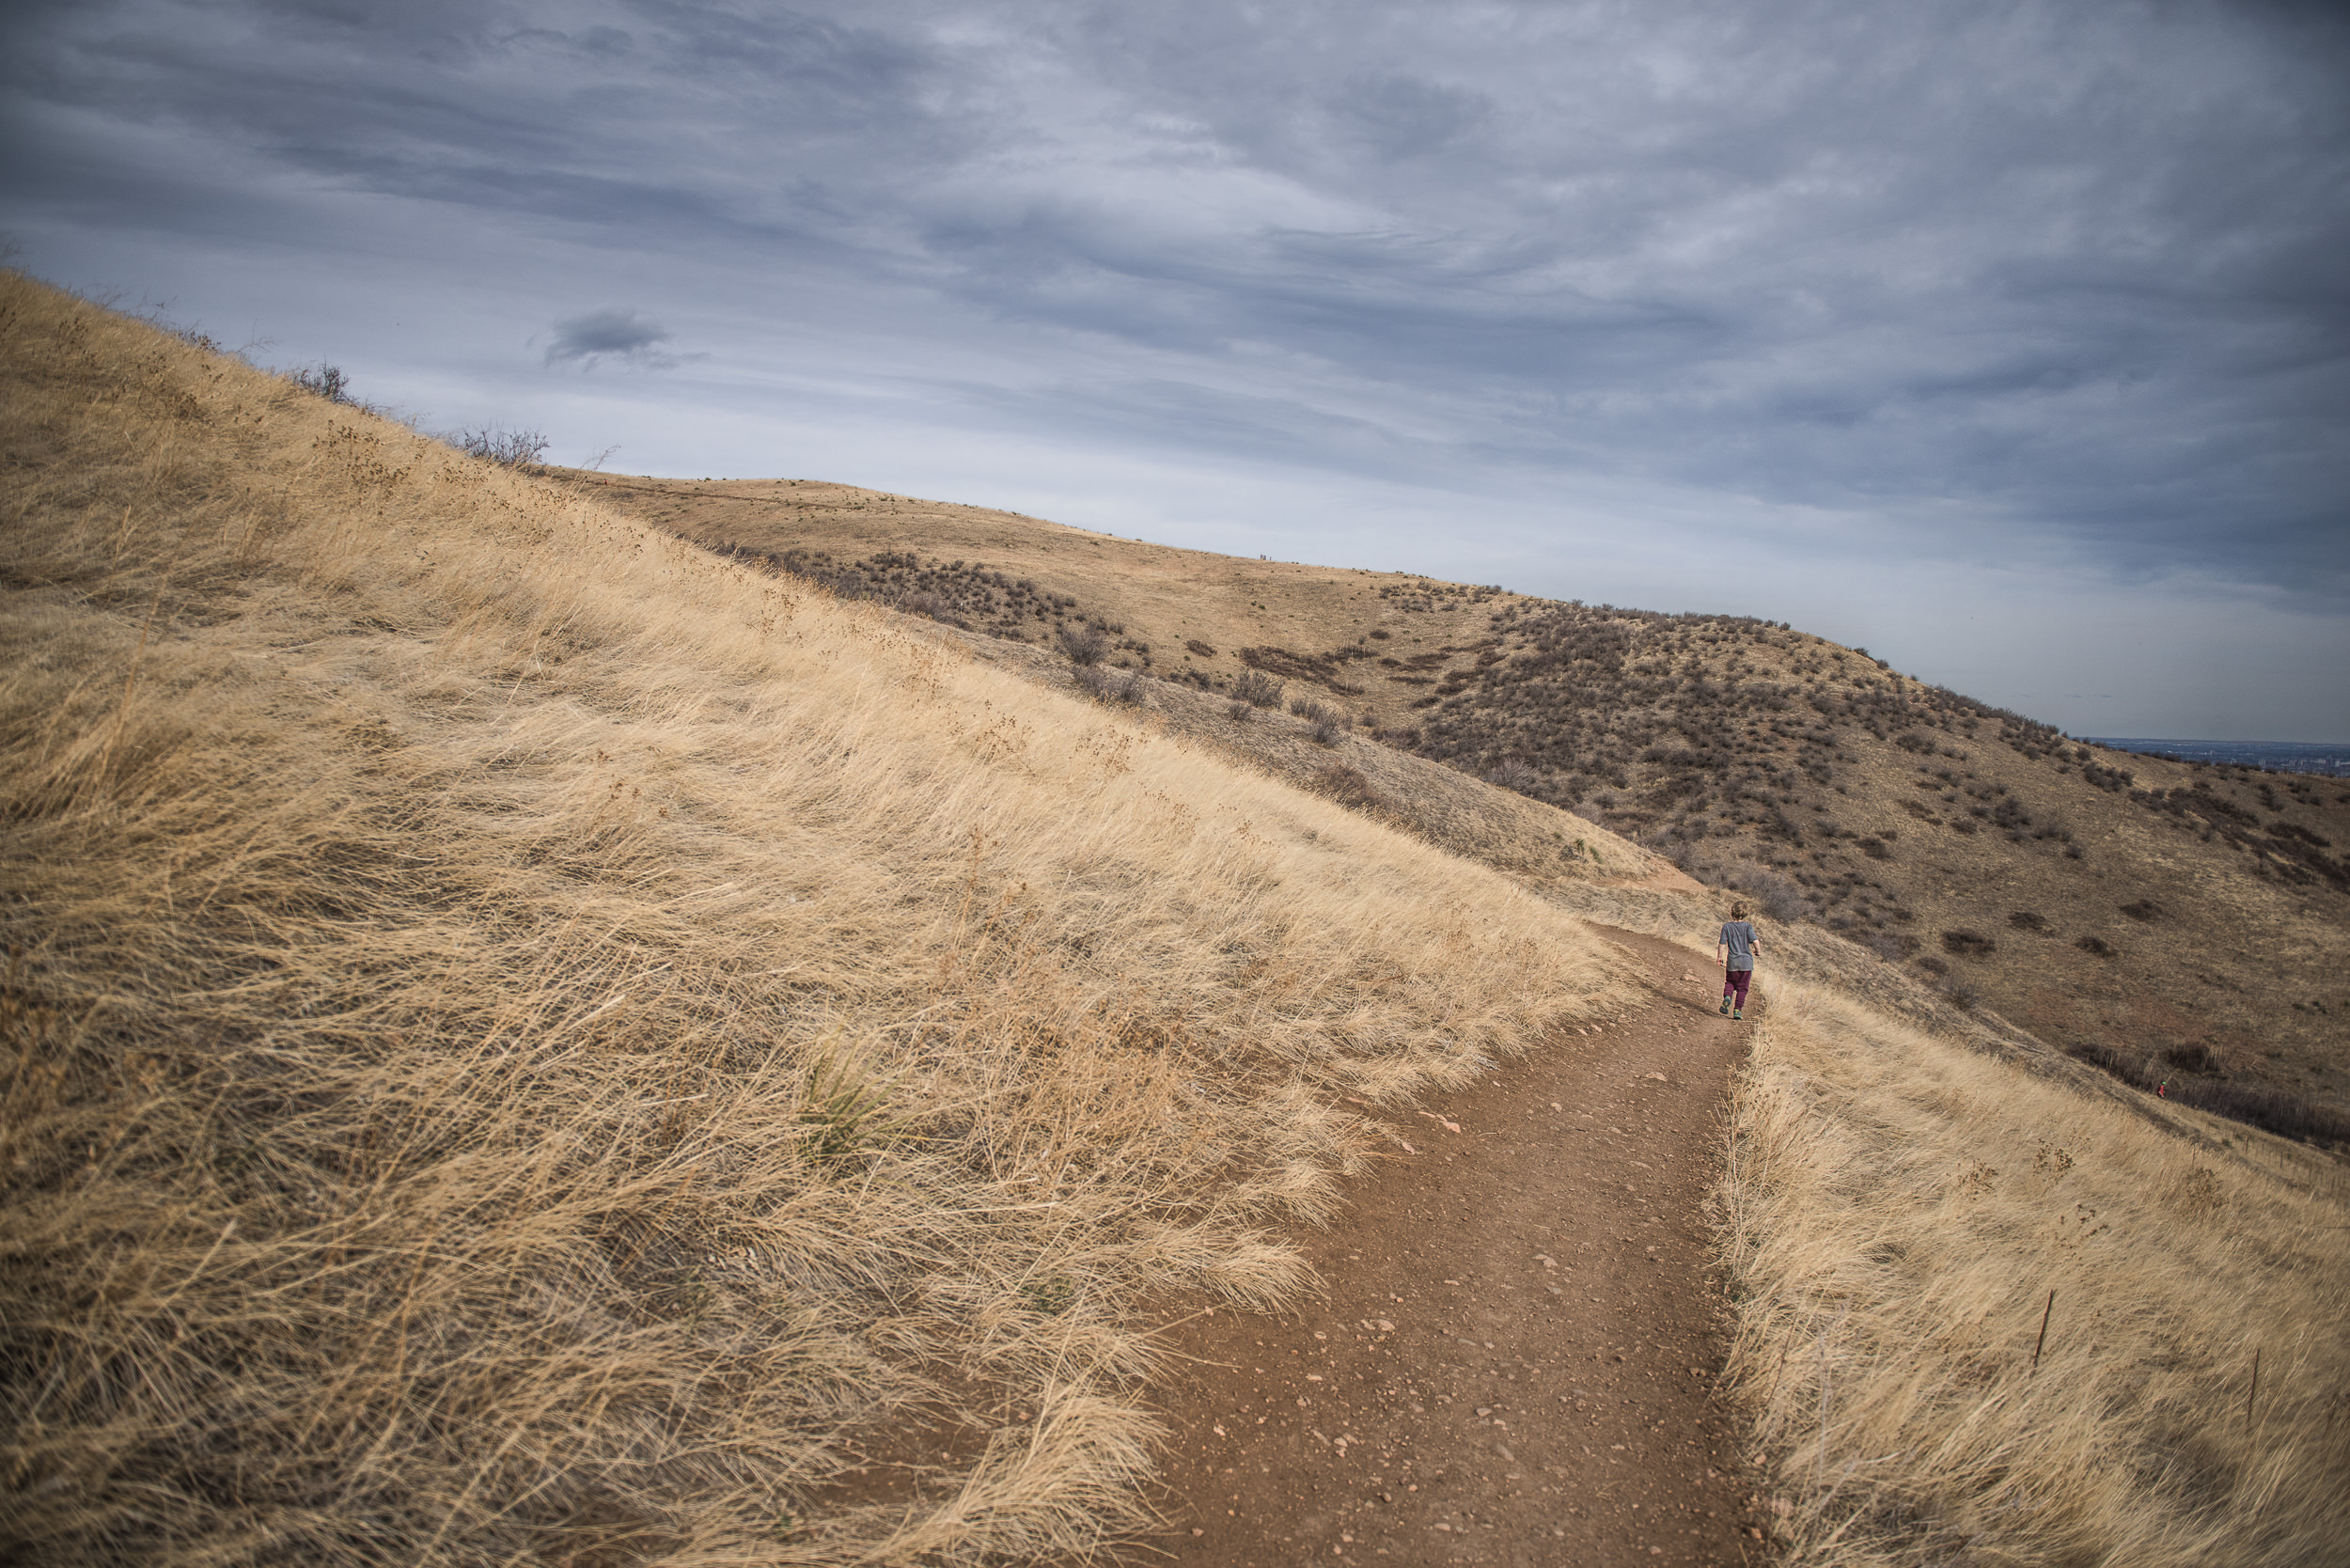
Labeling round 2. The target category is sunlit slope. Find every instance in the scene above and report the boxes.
[0,276,1629,1566]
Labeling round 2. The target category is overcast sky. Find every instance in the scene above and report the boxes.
[7,0,2346,740]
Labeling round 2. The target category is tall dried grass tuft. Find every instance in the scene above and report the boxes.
[1716,981,2350,1566]
[0,274,1627,1564]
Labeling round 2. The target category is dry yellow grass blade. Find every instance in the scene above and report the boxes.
[0,274,1627,1564]
[1717,980,2350,1566]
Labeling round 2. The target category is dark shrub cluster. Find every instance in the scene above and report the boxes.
[1238,645,1369,695]
[1072,666,1143,705]
[290,362,361,405]
[1230,668,1283,710]
[1056,622,1108,666]
[454,427,550,466]
[1287,697,1345,745]
[708,546,1136,650]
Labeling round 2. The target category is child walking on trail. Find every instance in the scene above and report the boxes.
[1717,902,1760,1020]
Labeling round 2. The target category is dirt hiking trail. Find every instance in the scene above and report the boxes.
[1143,928,1768,1566]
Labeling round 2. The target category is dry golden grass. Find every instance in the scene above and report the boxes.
[1716,979,2350,1565]
[0,275,1630,1564]
[617,463,2350,1138]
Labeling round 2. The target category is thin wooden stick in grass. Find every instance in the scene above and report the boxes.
[2031,1289,2056,1372]
[2247,1347,2260,1432]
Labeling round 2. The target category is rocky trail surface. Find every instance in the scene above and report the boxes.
[1142,928,1769,1566]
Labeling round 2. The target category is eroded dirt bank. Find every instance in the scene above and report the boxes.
[1143,928,1768,1566]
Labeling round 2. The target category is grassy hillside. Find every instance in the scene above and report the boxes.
[7,277,2343,1568]
[1721,975,2350,1566]
[569,472,2350,1145]
[0,275,1632,1564]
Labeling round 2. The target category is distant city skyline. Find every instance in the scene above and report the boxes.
[5,0,2344,740]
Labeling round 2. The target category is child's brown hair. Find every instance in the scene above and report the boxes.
[1730,902,1750,919]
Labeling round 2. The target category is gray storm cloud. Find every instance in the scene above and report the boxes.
[543,306,673,368]
[2,0,2345,735]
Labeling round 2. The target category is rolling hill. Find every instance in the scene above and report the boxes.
[6,274,2343,1568]
[556,469,2350,1147]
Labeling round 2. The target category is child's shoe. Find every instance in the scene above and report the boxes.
[1732,1007,1744,1021]
[1718,998,1731,1015]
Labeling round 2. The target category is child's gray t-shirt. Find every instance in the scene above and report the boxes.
[1720,921,1757,971]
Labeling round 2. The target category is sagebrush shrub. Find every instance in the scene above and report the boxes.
[1230,668,1282,709]
[290,362,358,404]
[453,427,550,466]
[1072,665,1143,705]
[1484,760,1541,793]
[1056,623,1108,666]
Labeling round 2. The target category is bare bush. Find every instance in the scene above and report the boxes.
[1073,665,1143,705]
[1484,760,1542,794]
[289,362,359,404]
[1229,668,1282,709]
[452,426,550,466]
[1056,622,1108,666]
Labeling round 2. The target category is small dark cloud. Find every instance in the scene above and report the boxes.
[543,307,674,369]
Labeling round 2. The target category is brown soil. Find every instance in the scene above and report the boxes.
[1136,927,1766,1566]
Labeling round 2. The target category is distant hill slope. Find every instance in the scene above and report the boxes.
[557,470,2350,1144]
